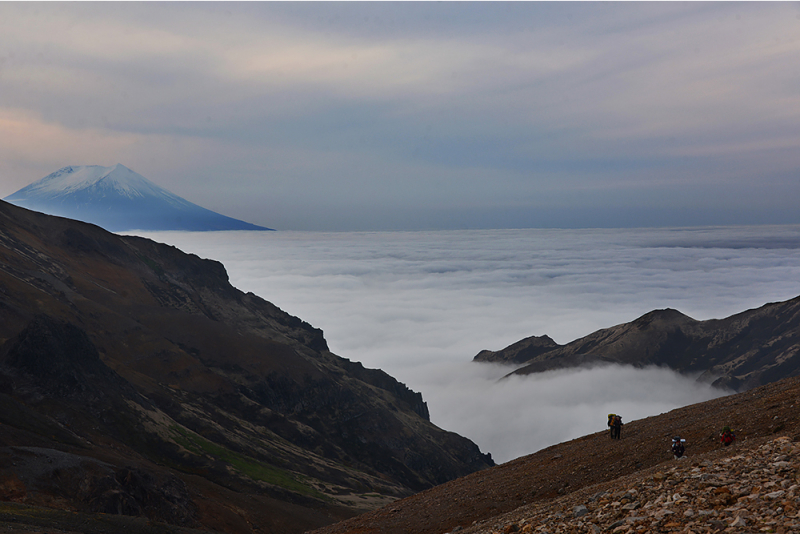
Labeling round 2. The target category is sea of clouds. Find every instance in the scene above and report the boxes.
[134,226,800,463]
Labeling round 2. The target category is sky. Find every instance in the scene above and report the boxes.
[135,226,800,462]
[2,2,800,231]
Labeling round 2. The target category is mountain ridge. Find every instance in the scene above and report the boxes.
[4,165,272,232]
[474,297,800,391]
[0,199,491,533]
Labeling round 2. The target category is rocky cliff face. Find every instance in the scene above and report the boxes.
[0,200,492,533]
[473,335,559,365]
[474,301,800,391]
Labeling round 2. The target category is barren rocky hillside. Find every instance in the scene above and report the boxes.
[311,374,800,534]
[0,200,492,533]
[461,435,800,534]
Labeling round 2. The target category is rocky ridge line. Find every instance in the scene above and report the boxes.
[474,297,800,392]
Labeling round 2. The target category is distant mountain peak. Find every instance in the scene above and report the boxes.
[16,164,167,200]
[4,165,273,232]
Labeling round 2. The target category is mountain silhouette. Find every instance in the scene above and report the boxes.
[474,300,800,391]
[3,164,272,232]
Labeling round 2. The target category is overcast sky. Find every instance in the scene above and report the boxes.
[2,2,800,231]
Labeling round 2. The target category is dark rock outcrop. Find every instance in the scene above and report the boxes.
[2,314,130,398]
[474,335,559,365]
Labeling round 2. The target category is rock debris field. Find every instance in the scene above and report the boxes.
[461,436,800,534]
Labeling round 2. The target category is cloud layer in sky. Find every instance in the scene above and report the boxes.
[135,226,800,461]
[2,3,800,230]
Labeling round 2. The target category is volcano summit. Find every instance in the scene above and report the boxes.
[4,164,272,232]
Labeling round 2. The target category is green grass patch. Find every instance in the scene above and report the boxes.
[138,254,165,276]
[169,426,325,499]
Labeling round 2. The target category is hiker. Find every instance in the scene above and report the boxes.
[607,414,616,438]
[611,414,622,440]
[720,426,736,447]
[672,436,686,459]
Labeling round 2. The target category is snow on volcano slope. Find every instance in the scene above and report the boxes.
[4,165,272,232]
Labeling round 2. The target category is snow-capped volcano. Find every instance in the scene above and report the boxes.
[16,164,174,201]
[4,165,272,232]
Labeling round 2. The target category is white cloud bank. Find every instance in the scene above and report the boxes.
[421,363,727,463]
[135,226,800,463]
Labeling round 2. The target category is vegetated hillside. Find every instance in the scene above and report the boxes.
[474,301,800,391]
[0,200,492,534]
[310,374,800,534]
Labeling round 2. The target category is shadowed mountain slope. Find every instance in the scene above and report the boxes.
[475,300,800,391]
[0,200,492,533]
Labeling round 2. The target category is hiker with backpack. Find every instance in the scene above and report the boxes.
[720,426,736,447]
[611,414,622,440]
[672,436,686,459]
